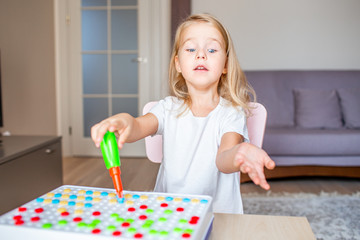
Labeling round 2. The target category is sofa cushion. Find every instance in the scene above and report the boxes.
[263,128,360,156]
[270,156,360,167]
[338,88,360,129]
[293,89,342,129]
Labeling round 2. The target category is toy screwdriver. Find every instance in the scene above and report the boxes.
[100,131,124,199]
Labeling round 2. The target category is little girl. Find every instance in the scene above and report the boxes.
[92,13,275,214]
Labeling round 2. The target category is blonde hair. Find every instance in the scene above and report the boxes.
[168,13,256,114]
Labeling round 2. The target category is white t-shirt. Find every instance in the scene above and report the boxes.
[150,96,249,214]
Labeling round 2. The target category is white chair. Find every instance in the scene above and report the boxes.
[142,101,267,163]
[142,101,163,163]
[246,102,267,148]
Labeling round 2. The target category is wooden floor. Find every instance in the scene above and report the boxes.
[63,157,360,195]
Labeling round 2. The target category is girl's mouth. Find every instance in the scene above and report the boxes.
[194,65,208,71]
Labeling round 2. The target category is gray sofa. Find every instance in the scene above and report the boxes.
[243,70,360,181]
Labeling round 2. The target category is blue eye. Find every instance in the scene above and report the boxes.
[208,49,216,53]
[186,48,195,52]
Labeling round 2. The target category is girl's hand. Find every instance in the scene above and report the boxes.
[91,113,134,149]
[234,142,275,190]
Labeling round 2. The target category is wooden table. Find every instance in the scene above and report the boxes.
[210,213,316,240]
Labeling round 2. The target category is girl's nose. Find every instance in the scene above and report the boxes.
[196,50,206,60]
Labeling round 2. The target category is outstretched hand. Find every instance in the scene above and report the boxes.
[234,142,275,190]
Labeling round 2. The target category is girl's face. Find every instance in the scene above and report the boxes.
[175,22,227,93]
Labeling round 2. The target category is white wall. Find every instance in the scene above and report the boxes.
[0,0,57,135]
[192,0,360,70]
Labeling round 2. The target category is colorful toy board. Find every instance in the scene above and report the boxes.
[0,185,213,240]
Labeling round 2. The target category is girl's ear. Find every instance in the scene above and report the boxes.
[222,60,227,74]
[175,55,182,73]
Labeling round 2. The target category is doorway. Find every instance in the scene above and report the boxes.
[55,0,170,157]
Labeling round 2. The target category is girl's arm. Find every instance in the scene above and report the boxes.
[91,113,158,149]
[216,132,275,190]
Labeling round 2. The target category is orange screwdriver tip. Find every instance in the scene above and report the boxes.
[117,191,123,198]
[116,195,125,203]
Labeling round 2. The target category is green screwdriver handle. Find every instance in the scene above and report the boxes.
[100,131,121,169]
